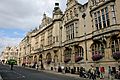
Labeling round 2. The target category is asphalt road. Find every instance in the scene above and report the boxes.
[0,64,89,80]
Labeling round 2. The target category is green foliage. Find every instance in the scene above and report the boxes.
[7,59,17,65]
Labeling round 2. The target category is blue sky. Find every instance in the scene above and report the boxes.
[0,28,25,38]
[0,0,88,55]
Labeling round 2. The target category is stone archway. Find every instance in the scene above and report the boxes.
[54,55,58,63]
[39,54,44,69]
[46,53,52,64]
[34,55,37,63]
[39,54,42,61]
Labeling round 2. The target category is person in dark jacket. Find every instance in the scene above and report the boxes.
[10,62,14,70]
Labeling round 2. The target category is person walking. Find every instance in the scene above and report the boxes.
[108,66,112,79]
[36,64,39,70]
[100,66,105,79]
[10,62,14,70]
[90,65,96,80]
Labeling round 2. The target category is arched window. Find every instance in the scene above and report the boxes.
[75,46,84,62]
[64,47,72,63]
[39,54,42,61]
[75,46,84,57]
[91,42,105,61]
[111,37,120,60]
[111,38,120,53]
[34,55,37,63]
[91,0,96,6]
[92,42,105,55]
[54,55,58,63]
[74,8,78,17]
[66,13,69,20]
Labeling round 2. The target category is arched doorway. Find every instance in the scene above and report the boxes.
[54,55,58,63]
[46,53,52,64]
[39,54,44,69]
[54,55,58,70]
[34,55,37,63]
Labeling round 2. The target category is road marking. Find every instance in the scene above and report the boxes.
[13,71,26,78]
[0,75,3,80]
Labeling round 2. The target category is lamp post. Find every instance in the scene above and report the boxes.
[16,49,20,66]
[82,13,88,61]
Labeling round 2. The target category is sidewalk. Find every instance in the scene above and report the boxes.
[40,70,91,80]
[23,66,119,80]
[24,66,89,80]
[40,70,117,80]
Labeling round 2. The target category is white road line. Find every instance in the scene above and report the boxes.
[0,75,3,80]
[13,71,26,78]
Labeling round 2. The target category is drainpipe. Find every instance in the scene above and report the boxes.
[82,13,88,61]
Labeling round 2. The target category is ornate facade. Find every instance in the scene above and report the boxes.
[19,0,120,73]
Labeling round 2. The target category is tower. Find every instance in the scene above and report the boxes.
[53,3,63,20]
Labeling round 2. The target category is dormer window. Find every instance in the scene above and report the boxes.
[66,13,69,20]
[70,11,73,19]
[74,8,78,17]
[91,0,96,6]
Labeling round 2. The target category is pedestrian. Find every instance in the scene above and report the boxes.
[10,62,14,70]
[88,68,92,79]
[100,66,105,79]
[90,65,96,80]
[108,66,112,79]
[79,67,84,77]
[36,64,39,70]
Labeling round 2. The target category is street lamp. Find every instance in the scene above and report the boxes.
[82,13,88,61]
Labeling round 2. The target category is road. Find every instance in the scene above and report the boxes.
[0,64,89,80]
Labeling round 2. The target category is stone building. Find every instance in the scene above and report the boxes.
[1,46,19,64]
[19,0,120,73]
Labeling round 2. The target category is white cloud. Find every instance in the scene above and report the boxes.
[0,0,88,55]
[0,0,88,30]
[0,36,22,54]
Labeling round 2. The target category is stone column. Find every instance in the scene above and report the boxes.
[105,37,112,60]
[71,46,75,63]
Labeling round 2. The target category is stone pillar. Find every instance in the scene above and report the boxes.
[32,55,34,63]
[60,48,64,65]
[105,38,112,60]
[71,46,75,63]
